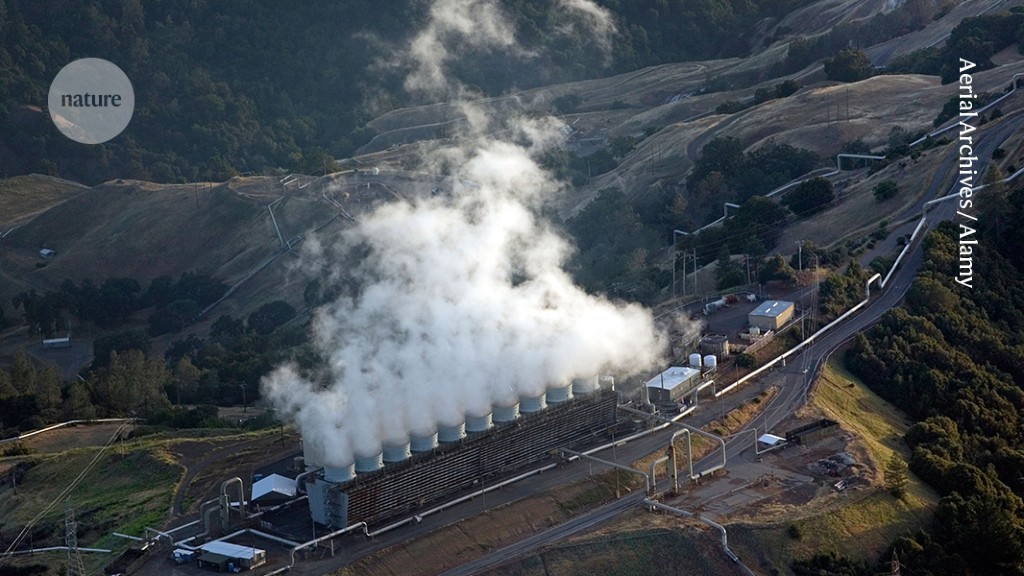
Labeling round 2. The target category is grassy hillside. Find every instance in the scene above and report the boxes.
[727,360,938,574]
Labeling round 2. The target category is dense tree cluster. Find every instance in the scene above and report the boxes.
[9,273,227,339]
[885,10,1024,83]
[687,137,819,206]
[845,180,1024,575]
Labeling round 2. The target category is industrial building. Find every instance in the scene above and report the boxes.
[699,334,730,358]
[303,379,619,528]
[748,300,794,331]
[644,366,702,405]
[193,541,266,571]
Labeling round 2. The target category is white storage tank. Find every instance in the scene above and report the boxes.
[689,353,702,369]
[703,355,718,371]
[572,376,599,395]
[493,402,520,423]
[438,421,467,443]
[354,451,384,473]
[382,441,412,463]
[410,431,439,453]
[466,412,493,433]
[546,384,573,404]
[519,392,547,414]
[323,462,356,483]
[600,375,615,390]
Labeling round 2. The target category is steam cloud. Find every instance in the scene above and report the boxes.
[262,0,665,468]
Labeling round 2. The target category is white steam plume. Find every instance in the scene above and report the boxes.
[262,0,664,468]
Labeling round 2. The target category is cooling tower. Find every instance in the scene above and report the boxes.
[466,412,494,433]
[493,402,520,423]
[354,451,384,473]
[519,392,547,414]
[572,376,599,395]
[410,431,439,452]
[382,441,412,463]
[323,462,356,483]
[438,421,467,443]
[546,384,573,404]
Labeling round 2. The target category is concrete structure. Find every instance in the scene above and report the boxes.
[644,366,702,405]
[748,300,795,331]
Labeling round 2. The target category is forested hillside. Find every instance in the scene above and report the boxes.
[847,178,1024,575]
[0,0,806,185]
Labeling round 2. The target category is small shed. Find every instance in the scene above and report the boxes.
[757,433,786,448]
[39,248,56,258]
[644,367,701,404]
[748,300,795,331]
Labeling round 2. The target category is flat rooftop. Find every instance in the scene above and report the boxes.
[644,367,701,391]
[749,300,794,318]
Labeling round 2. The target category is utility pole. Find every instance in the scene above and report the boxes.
[797,241,803,275]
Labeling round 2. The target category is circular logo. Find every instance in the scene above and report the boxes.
[47,58,134,144]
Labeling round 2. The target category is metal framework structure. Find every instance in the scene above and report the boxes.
[65,498,86,576]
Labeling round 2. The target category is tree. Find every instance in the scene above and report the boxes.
[823,48,873,82]
[885,452,910,499]
[760,254,798,283]
[782,177,834,216]
[874,180,898,202]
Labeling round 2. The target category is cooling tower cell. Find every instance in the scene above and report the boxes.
[410,431,439,452]
[438,421,467,443]
[703,355,718,371]
[689,353,702,368]
[493,403,520,423]
[546,384,573,404]
[382,442,412,463]
[323,462,356,483]
[466,412,493,433]
[572,376,599,395]
[354,452,384,473]
[600,375,615,390]
[519,393,547,414]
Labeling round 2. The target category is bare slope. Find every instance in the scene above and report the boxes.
[0,176,348,320]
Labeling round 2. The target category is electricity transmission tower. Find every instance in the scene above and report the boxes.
[65,498,86,576]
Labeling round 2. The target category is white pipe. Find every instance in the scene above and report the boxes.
[643,499,754,574]
[112,532,144,542]
[1,546,111,557]
[559,447,651,494]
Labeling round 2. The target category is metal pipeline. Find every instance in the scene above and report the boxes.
[642,499,754,575]
[559,447,651,494]
[294,467,323,495]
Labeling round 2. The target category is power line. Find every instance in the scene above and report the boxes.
[1,422,131,564]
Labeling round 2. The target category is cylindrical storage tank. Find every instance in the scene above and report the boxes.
[600,375,615,390]
[438,421,467,443]
[519,393,547,414]
[354,452,384,473]
[493,403,520,423]
[689,353,702,368]
[323,462,356,483]
[293,456,305,473]
[466,412,493,433]
[382,442,412,463]
[750,326,761,336]
[572,376,599,395]
[410,431,439,453]
[546,384,573,404]
[703,355,718,371]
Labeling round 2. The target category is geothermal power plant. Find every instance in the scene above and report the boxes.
[300,377,619,528]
